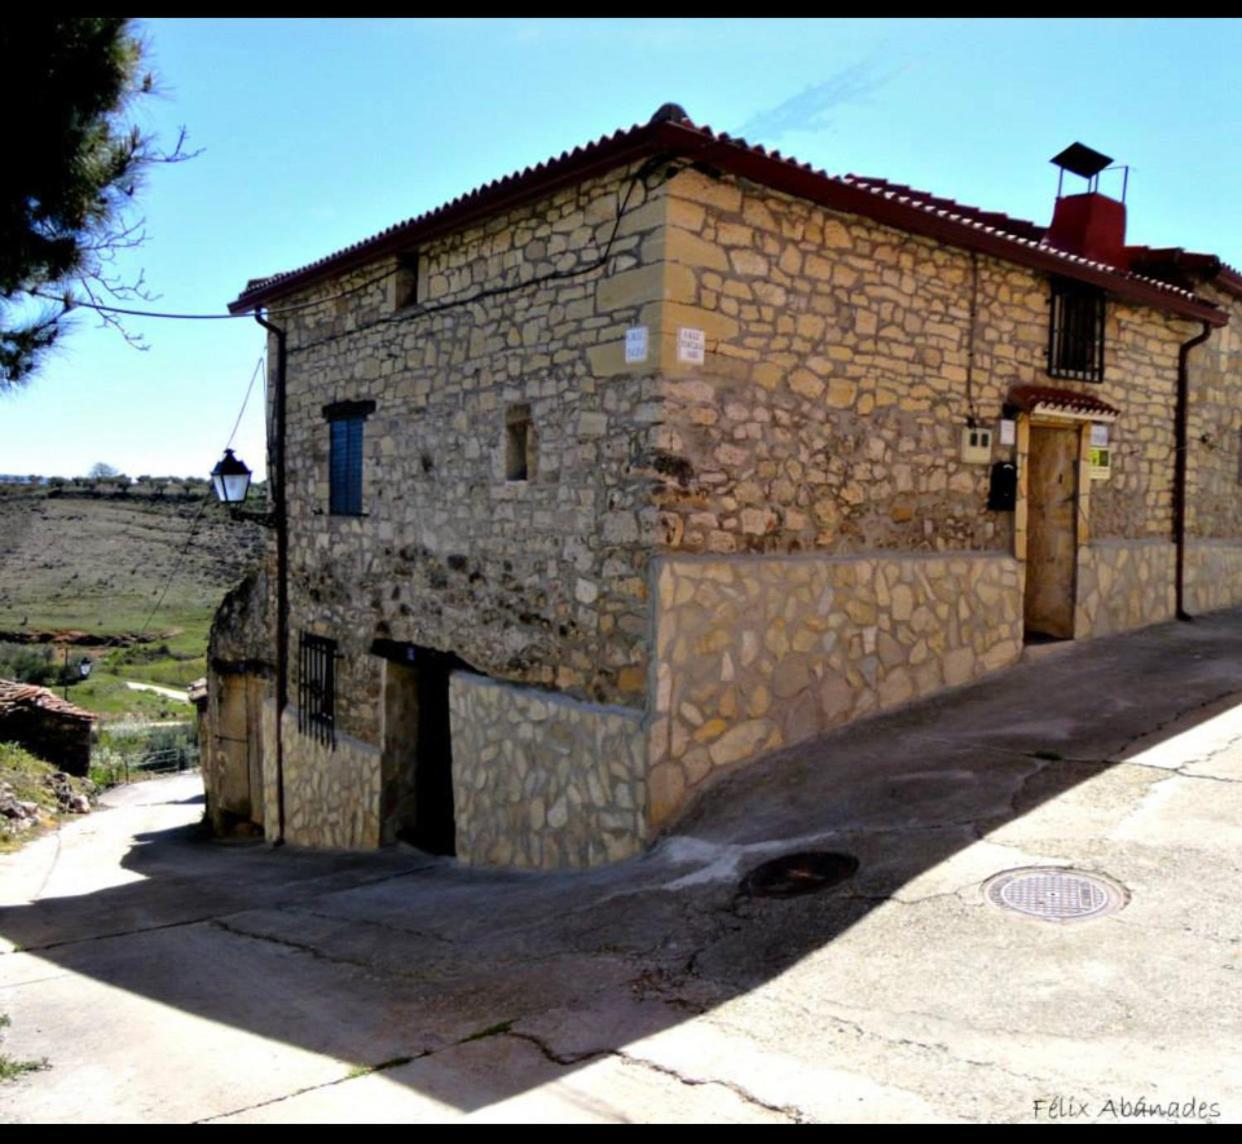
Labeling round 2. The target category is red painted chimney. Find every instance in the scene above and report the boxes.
[1046,143,1129,270]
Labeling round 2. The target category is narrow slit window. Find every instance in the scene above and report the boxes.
[1048,278,1105,382]
[506,403,533,481]
[298,633,336,748]
[393,252,419,310]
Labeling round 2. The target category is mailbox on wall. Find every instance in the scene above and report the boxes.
[988,461,1018,511]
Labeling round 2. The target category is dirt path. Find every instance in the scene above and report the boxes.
[123,681,191,703]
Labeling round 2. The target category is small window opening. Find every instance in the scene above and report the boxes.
[506,404,533,481]
[1048,278,1105,382]
[393,252,419,310]
[298,633,336,748]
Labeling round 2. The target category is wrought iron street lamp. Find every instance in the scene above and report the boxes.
[210,448,253,505]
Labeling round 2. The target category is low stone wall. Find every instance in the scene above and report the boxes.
[1185,541,1242,615]
[450,672,646,870]
[647,551,1023,827]
[1074,540,1176,639]
[278,706,383,849]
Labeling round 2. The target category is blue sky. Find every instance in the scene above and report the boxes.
[4,17,1239,479]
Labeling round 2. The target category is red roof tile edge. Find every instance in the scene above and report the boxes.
[0,679,99,722]
[229,109,1227,327]
[1008,385,1121,419]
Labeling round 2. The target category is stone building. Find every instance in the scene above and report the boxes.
[0,679,97,776]
[207,105,1242,868]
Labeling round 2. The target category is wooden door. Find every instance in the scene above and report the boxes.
[1024,425,1079,639]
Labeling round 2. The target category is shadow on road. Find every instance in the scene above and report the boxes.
[3,611,1241,1118]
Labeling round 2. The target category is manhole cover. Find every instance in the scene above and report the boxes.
[983,867,1127,923]
[742,851,859,898]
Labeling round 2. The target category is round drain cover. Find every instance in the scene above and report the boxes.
[983,867,1126,923]
[742,851,859,898]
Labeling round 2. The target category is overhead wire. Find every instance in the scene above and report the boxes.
[27,154,685,636]
[130,353,266,639]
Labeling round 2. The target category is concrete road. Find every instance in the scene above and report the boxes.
[3,611,1242,1123]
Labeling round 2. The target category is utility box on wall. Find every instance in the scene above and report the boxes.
[988,461,1018,510]
[961,425,993,464]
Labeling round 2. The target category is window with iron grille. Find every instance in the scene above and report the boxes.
[298,633,336,747]
[1048,278,1105,382]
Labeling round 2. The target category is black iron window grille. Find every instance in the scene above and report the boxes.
[1048,278,1106,382]
[298,633,336,747]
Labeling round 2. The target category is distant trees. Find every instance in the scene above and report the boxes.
[87,462,119,479]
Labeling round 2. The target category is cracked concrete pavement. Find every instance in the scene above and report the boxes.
[3,610,1242,1123]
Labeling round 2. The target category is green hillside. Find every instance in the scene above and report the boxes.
[0,485,266,721]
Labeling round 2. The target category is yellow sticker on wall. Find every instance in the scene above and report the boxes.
[1089,446,1111,479]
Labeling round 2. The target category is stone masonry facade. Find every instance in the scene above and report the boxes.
[209,119,1242,870]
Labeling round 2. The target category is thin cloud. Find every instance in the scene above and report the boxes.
[738,60,899,142]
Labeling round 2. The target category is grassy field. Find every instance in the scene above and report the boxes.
[0,486,265,721]
[0,741,97,853]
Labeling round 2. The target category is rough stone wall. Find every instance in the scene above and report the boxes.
[280,710,383,849]
[269,162,673,751]
[450,672,646,868]
[0,710,92,777]
[1184,541,1242,615]
[649,169,1190,558]
[647,552,1023,827]
[1074,540,1177,638]
[207,562,275,671]
[1187,286,1242,541]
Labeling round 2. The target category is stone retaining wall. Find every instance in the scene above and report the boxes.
[1074,540,1177,639]
[277,707,383,849]
[450,672,647,869]
[647,551,1023,827]
[1185,541,1242,616]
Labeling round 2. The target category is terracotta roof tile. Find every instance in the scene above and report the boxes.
[0,679,99,722]
[230,105,1226,326]
[1009,385,1121,421]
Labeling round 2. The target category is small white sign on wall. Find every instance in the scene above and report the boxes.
[625,326,649,363]
[998,418,1017,446]
[677,327,705,364]
[1090,423,1110,447]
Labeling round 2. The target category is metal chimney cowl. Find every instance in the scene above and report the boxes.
[1047,192,1128,270]
[1047,141,1128,270]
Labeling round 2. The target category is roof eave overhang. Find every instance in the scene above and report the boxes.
[231,119,1227,328]
[229,123,676,313]
[663,124,1225,327]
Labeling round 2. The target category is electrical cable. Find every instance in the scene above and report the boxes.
[26,156,686,639]
[285,154,685,357]
[27,263,399,321]
[105,352,264,639]
[24,154,686,351]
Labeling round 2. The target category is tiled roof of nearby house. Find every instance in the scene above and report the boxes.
[0,679,99,722]
[230,104,1227,327]
[1126,247,1242,299]
[1008,385,1121,421]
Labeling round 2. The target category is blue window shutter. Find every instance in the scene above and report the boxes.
[329,416,364,515]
